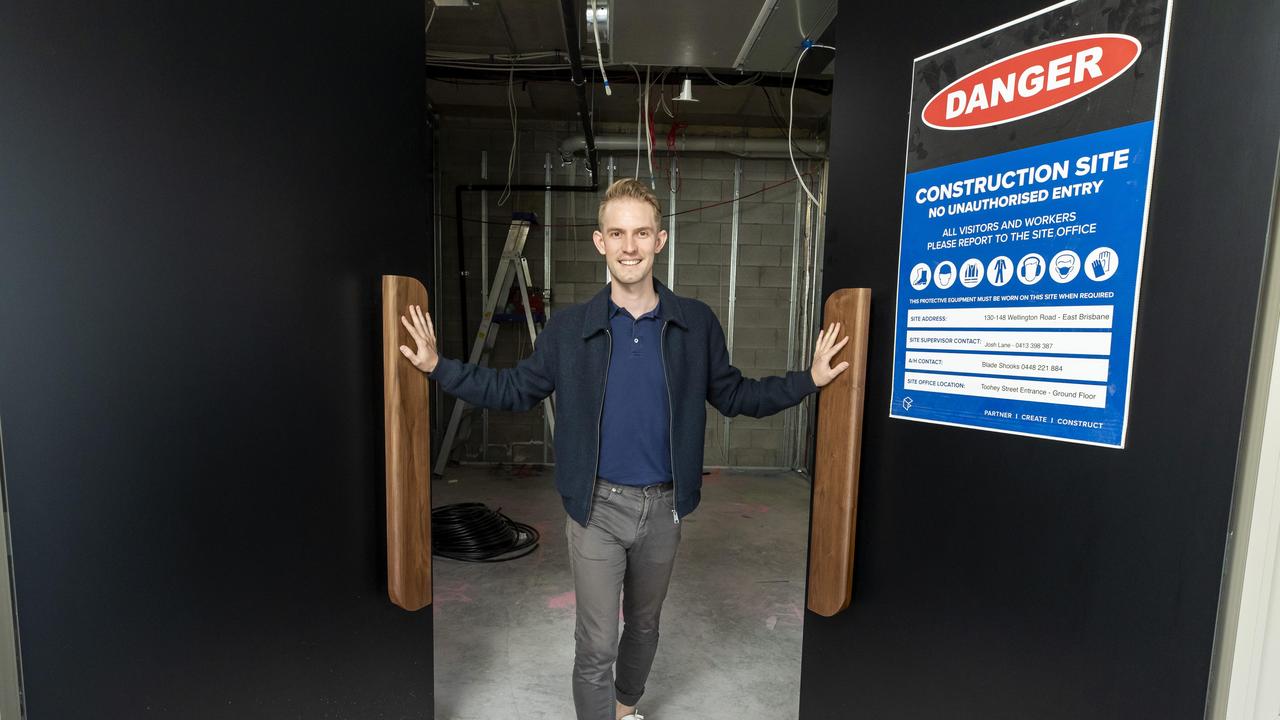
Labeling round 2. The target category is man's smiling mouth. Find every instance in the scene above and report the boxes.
[619,259,641,266]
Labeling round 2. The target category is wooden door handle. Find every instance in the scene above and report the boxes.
[806,288,871,617]
[382,275,432,611]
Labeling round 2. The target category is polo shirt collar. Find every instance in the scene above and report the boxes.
[582,277,687,338]
[608,297,662,320]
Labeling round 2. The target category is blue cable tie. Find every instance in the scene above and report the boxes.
[801,38,814,49]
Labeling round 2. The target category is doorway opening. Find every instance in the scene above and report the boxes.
[422,2,835,716]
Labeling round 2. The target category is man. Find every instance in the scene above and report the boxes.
[399,178,849,720]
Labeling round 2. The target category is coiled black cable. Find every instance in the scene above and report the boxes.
[431,502,540,562]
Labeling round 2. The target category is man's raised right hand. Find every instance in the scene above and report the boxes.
[399,304,440,374]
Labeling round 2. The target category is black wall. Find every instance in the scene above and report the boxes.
[0,2,435,717]
[802,0,1279,718]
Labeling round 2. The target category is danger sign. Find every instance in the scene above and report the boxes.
[922,35,1142,130]
[890,0,1173,448]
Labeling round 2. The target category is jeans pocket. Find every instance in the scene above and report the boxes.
[592,483,613,504]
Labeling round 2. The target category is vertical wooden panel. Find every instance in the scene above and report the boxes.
[382,275,432,611]
[806,288,872,617]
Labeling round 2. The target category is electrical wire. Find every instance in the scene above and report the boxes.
[645,65,655,188]
[701,67,735,86]
[657,85,675,119]
[759,85,822,160]
[426,77,520,87]
[425,5,437,40]
[795,2,810,40]
[650,66,674,98]
[701,67,764,87]
[643,67,674,184]
[630,64,643,179]
[789,42,835,209]
[437,171,816,228]
[589,0,612,96]
[666,121,687,193]
[431,503,540,562]
[498,64,518,206]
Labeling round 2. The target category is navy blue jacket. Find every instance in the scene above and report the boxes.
[428,279,818,527]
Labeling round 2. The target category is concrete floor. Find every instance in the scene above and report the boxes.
[431,465,811,720]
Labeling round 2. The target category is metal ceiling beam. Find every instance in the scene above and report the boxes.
[492,0,520,55]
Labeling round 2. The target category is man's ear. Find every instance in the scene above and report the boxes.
[656,229,668,254]
[592,230,606,255]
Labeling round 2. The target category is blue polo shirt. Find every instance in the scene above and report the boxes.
[597,298,672,486]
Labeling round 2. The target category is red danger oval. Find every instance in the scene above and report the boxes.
[921,34,1142,130]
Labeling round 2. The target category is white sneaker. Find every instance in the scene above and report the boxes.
[620,714,644,720]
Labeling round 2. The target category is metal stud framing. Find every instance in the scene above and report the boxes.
[668,162,677,289]
[785,174,805,468]
[722,159,743,459]
[543,153,553,464]
[442,144,831,473]
[480,150,490,460]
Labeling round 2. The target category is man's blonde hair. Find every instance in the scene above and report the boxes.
[597,178,662,229]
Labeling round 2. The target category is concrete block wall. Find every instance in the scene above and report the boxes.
[435,117,821,468]
[436,119,568,465]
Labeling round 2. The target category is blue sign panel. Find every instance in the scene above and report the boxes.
[889,0,1172,447]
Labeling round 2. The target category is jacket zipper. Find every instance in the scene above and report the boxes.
[660,319,679,525]
[587,328,612,526]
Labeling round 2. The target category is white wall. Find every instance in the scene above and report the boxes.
[1211,157,1280,720]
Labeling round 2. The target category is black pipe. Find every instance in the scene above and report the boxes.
[458,184,604,194]
[452,183,600,356]
[424,66,835,96]
[558,0,600,181]
[446,0,602,359]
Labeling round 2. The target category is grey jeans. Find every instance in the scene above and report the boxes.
[565,478,682,720]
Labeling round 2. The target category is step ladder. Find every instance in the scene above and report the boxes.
[433,214,555,475]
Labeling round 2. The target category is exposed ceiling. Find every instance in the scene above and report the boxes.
[611,0,836,72]
[426,1,564,57]
[424,0,834,131]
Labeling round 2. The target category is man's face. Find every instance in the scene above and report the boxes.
[592,197,668,289]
